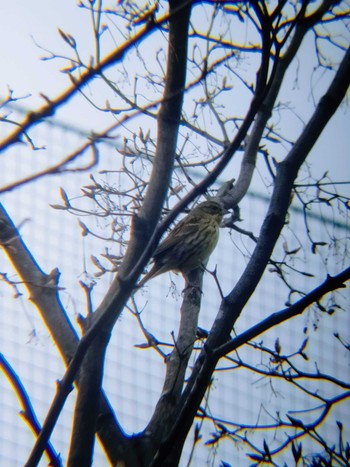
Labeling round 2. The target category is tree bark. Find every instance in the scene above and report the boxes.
[0,204,130,464]
[152,44,350,467]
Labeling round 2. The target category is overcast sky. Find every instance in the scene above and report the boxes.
[1,0,349,185]
[1,3,349,465]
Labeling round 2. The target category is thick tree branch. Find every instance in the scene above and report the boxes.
[67,328,110,466]
[144,269,204,447]
[152,44,350,466]
[120,0,193,282]
[224,0,330,207]
[215,267,350,358]
[0,204,78,360]
[24,2,194,466]
[2,3,348,466]
[0,204,134,465]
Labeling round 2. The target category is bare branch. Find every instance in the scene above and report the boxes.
[0,353,61,467]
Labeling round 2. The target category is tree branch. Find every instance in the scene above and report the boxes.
[0,204,133,465]
[0,13,163,154]
[67,326,110,466]
[0,353,61,467]
[215,267,350,358]
[152,44,350,466]
[144,269,204,447]
[24,2,194,465]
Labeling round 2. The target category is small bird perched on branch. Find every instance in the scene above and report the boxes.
[138,199,224,287]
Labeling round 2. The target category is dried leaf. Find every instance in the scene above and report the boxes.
[274,338,281,354]
[49,204,67,210]
[59,187,70,207]
[78,220,89,237]
[58,28,77,48]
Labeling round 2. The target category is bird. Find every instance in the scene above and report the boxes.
[138,199,224,287]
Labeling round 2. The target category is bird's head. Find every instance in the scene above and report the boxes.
[194,200,224,223]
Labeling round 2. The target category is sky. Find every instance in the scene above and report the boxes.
[0,0,349,183]
[0,1,349,466]
[0,1,109,129]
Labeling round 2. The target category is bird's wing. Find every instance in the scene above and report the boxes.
[153,215,201,258]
